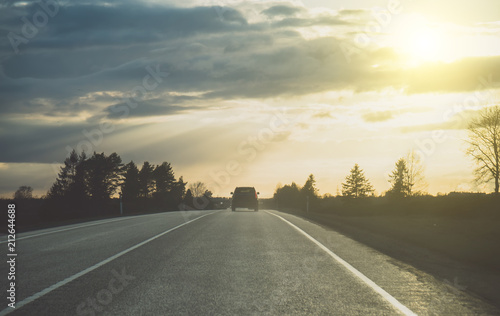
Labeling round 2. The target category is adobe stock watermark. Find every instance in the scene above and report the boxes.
[177,107,295,211]
[413,74,500,163]
[252,234,337,314]
[51,64,169,175]
[203,0,302,22]
[76,267,135,316]
[203,0,251,21]
[209,108,291,191]
[7,0,60,54]
[339,0,404,63]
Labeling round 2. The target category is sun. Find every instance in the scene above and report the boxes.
[407,27,441,62]
[390,15,444,66]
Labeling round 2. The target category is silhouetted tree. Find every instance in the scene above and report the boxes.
[138,162,155,198]
[121,161,140,200]
[405,150,427,196]
[170,176,187,206]
[86,152,123,200]
[466,106,500,194]
[189,181,208,198]
[45,150,189,216]
[68,151,88,203]
[14,186,33,200]
[301,174,318,198]
[153,162,176,196]
[274,182,301,209]
[387,158,410,198]
[342,164,374,198]
[47,150,88,200]
[151,162,176,209]
[202,190,215,209]
[45,150,89,218]
[182,189,194,209]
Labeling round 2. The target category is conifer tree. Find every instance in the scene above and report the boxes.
[342,164,374,198]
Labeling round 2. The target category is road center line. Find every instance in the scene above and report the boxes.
[266,211,417,316]
[0,211,218,316]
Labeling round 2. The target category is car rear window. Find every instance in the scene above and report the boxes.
[235,188,254,194]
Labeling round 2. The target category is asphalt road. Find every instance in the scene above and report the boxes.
[1,209,498,315]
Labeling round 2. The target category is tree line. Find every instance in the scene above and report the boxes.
[273,152,427,211]
[341,150,427,199]
[274,105,500,209]
[274,174,319,210]
[42,150,204,220]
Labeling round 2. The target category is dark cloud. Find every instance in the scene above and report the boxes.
[0,3,249,52]
[0,115,270,167]
[261,5,304,18]
[2,1,498,119]
[104,97,198,119]
[271,15,350,28]
[2,0,500,167]
[0,116,150,163]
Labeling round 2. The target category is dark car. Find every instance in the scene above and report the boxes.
[231,187,259,212]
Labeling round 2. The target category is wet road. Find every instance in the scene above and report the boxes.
[0,210,498,315]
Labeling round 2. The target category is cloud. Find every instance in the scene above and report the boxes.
[2,0,500,172]
[0,163,58,197]
[261,5,303,18]
[338,9,367,16]
[104,97,199,119]
[0,117,156,164]
[312,111,333,119]
[404,56,500,94]
[399,109,480,133]
[362,111,394,123]
[271,15,350,28]
[2,0,500,123]
[0,3,249,52]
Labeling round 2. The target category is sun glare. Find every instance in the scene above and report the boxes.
[410,28,440,60]
[391,15,445,66]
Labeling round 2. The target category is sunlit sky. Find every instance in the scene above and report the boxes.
[1,0,500,198]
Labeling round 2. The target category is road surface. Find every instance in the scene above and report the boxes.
[0,210,498,315]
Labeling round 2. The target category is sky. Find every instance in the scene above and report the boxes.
[1,0,500,198]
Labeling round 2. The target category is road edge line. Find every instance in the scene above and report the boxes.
[0,217,136,244]
[0,211,218,316]
[266,211,417,316]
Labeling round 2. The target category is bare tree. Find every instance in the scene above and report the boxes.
[14,185,33,199]
[188,181,208,197]
[405,150,427,196]
[466,106,500,194]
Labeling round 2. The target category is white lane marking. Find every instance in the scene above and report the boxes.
[266,211,417,316]
[0,216,135,244]
[0,211,218,316]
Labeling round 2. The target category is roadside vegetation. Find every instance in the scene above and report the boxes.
[275,106,499,213]
[1,150,218,232]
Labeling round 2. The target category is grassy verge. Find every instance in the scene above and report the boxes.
[277,194,500,307]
